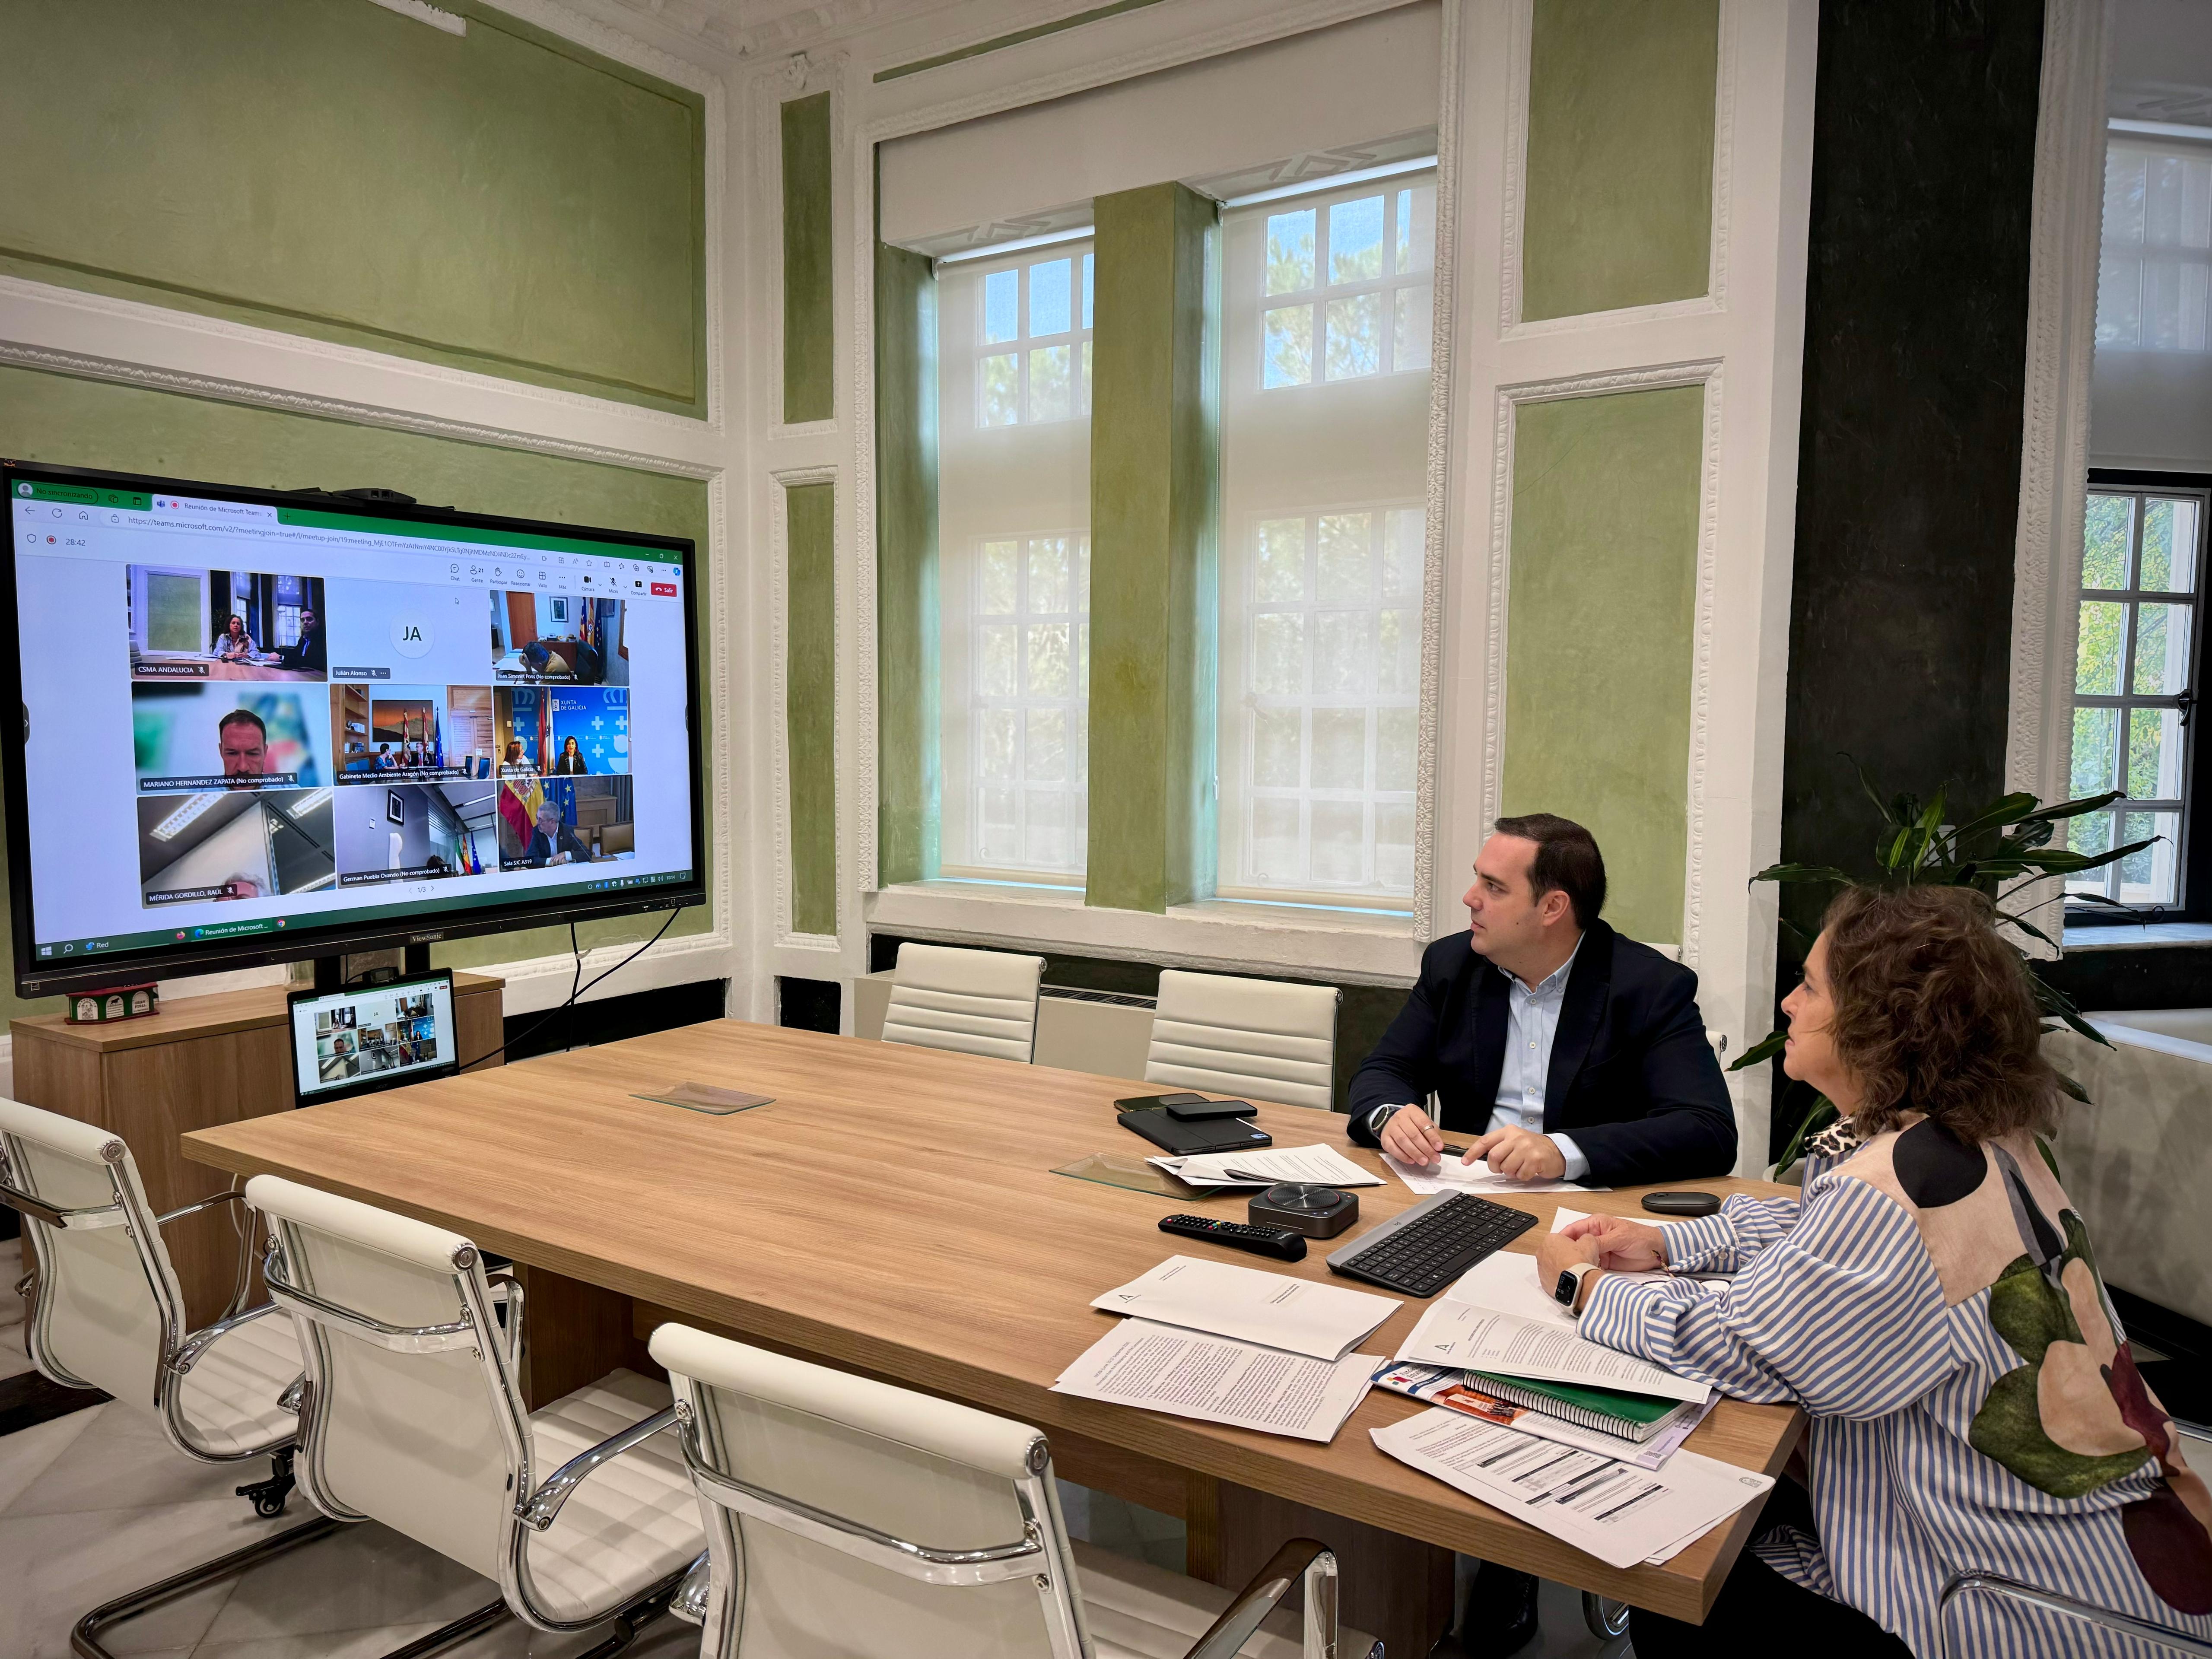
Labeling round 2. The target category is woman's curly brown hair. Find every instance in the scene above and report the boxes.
[1820,884,2062,1143]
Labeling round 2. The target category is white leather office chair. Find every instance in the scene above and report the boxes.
[0,1097,322,1659]
[245,1173,706,1657]
[1144,972,1340,1111]
[883,941,1047,1063]
[649,1322,1380,1658]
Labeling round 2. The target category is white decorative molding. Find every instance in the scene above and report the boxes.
[770,465,843,949]
[861,0,1417,142]
[1411,0,1463,940]
[2006,0,2112,958]
[763,54,848,444]
[1476,358,1726,880]
[850,127,885,906]
[1681,364,1727,970]
[0,329,719,480]
[1496,0,1736,340]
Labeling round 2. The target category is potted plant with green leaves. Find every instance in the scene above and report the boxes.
[1737,765,2152,1176]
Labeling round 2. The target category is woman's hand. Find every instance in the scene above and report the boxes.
[1559,1214,1670,1272]
[1535,1227,1602,1287]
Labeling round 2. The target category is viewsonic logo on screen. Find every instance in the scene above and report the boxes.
[409,933,445,944]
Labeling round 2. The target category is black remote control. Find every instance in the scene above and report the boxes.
[1159,1213,1307,1261]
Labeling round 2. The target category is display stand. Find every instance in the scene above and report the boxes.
[12,968,503,1325]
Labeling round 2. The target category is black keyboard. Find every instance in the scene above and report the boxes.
[1325,1191,1537,1297]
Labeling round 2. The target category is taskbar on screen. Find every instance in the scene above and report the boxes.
[33,869,693,964]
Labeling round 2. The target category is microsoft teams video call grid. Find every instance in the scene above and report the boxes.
[11,483,694,959]
[293,978,454,1096]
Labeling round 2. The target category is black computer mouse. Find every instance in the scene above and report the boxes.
[1641,1190,1723,1217]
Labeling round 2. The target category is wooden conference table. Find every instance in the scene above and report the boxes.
[181,1020,1803,1653]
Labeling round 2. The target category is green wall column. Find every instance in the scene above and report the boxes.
[785,482,838,933]
[1500,386,1705,944]
[1522,0,1719,321]
[1087,183,1219,913]
[781,92,835,424]
[875,241,941,885]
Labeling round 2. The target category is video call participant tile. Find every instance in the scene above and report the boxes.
[331,683,496,782]
[495,775,635,870]
[131,684,325,793]
[137,787,334,907]
[489,590,628,687]
[127,564,327,683]
[333,779,499,887]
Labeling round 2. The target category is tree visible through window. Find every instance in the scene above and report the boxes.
[966,533,1088,876]
[2067,486,2202,908]
[975,250,1095,426]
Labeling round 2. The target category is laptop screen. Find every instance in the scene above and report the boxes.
[289,969,460,1104]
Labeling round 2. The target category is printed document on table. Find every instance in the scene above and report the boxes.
[1373,1408,1772,1570]
[1381,1152,1590,1197]
[1150,1143,1383,1190]
[1394,1301,1709,1403]
[1054,1319,1377,1443]
[1445,1248,1669,1328]
[1093,1255,1398,1362]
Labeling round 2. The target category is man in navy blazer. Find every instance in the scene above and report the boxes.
[1348,814,1735,1654]
[1348,813,1736,1194]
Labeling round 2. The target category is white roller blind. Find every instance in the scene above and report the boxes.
[880,4,1441,254]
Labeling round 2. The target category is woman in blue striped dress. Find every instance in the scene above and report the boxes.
[1538,884,2211,1656]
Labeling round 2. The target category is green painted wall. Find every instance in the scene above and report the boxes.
[1501,387,1703,945]
[874,242,941,885]
[785,481,839,934]
[782,93,836,426]
[1522,0,1718,321]
[0,0,707,414]
[1087,184,1218,913]
[0,363,715,1032]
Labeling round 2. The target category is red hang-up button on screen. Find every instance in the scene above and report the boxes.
[650,582,677,596]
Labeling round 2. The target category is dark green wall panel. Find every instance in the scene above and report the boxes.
[785,481,838,935]
[1087,183,1218,913]
[782,93,836,425]
[874,242,941,885]
[0,363,714,1031]
[1522,0,1718,321]
[1501,386,1703,945]
[0,0,707,413]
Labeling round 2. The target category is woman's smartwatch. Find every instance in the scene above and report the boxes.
[1553,1261,1602,1318]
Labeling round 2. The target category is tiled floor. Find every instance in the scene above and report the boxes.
[0,1235,1635,1659]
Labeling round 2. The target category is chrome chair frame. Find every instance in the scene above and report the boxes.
[0,1128,333,1659]
[662,1376,1377,1659]
[1939,1570,2212,1659]
[263,1224,689,1656]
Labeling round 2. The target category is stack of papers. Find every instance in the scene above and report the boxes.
[1054,1320,1377,1443]
[1373,1408,1772,1569]
[1392,1300,1709,1404]
[1381,1152,1592,1197]
[1372,1363,1718,1470]
[1054,1255,1399,1443]
[1150,1143,1382,1191]
[1089,1255,1397,1360]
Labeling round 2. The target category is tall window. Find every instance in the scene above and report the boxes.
[964,532,1090,875]
[2068,486,2203,909]
[1219,172,1436,906]
[937,238,1094,882]
[2098,138,2212,354]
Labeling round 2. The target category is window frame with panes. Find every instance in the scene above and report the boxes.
[1217,168,1436,907]
[2066,470,2209,921]
[933,236,1096,884]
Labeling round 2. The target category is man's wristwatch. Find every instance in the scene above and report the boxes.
[1553,1261,1602,1318]
[1364,1103,1403,1138]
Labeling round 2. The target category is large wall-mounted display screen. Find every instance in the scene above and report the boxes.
[3,462,703,995]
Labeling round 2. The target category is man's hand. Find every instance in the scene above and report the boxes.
[1559,1214,1670,1272]
[1377,1103,1447,1168]
[1460,1124,1566,1180]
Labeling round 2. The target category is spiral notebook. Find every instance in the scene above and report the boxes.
[1461,1372,1697,1444]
